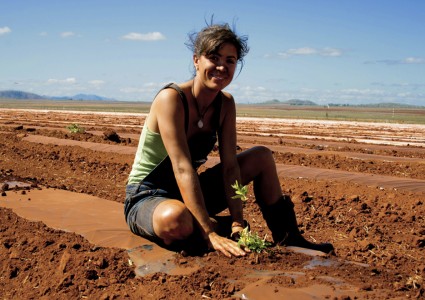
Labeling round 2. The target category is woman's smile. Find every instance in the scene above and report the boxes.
[196,43,238,90]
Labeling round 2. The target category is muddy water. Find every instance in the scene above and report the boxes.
[235,252,362,299]
[0,186,201,276]
[237,281,359,300]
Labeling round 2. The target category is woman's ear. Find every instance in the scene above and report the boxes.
[193,54,199,71]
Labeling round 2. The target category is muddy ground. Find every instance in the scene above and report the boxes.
[0,109,424,299]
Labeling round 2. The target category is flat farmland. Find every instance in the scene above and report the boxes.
[1,107,424,299]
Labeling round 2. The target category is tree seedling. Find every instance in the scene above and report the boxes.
[66,123,85,133]
[231,180,271,253]
[231,180,248,202]
[237,227,271,253]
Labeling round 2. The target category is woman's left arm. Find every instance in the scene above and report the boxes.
[218,93,245,232]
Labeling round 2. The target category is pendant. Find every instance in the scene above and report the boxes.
[197,119,204,128]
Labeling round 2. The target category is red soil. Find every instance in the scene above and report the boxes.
[1,109,424,299]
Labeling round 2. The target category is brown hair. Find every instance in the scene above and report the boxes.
[186,20,249,75]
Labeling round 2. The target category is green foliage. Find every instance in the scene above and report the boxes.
[231,180,270,252]
[237,227,271,253]
[66,123,85,133]
[231,180,248,202]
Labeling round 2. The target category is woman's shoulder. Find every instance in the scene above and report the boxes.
[221,90,234,101]
[220,90,236,110]
[155,82,191,101]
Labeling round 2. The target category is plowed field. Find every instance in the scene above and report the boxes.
[1,109,424,299]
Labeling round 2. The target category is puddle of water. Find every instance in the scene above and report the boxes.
[235,282,359,300]
[128,244,201,277]
[3,181,32,189]
[245,269,305,279]
[236,266,360,300]
[128,245,176,276]
[303,256,340,269]
[303,256,369,270]
[285,246,329,257]
[234,246,368,299]
[0,187,203,277]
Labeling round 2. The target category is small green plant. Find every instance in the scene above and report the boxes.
[231,180,271,253]
[66,123,85,133]
[237,227,271,253]
[231,180,248,202]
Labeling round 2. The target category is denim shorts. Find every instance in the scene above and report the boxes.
[124,162,228,244]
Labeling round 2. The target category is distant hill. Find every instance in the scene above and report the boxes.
[0,90,114,101]
[328,102,422,108]
[359,102,420,108]
[0,90,44,99]
[49,93,114,101]
[285,99,317,106]
[261,99,318,106]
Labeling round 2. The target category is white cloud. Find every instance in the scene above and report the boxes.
[0,26,11,36]
[89,80,105,85]
[60,31,75,38]
[47,77,77,84]
[276,47,343,58]
[403,57,425,64]
[321,47,343,57]
[122,32,166,41]
[288,47,317,55]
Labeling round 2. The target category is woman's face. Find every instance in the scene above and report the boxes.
[194,43,238,91]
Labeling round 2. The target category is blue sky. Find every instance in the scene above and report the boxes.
[1,0,424,105]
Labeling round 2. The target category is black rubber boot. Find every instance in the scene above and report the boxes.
[261,195,334,254]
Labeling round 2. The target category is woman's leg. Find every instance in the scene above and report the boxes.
[237,146,334,254]
[237,146,282,205]
[126,185,195,247]
[152,200,218,255]
[152,200,194,245]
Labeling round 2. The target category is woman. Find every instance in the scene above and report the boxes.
[124,22,334,257]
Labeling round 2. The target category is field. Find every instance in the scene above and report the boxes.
[2,98,425,123]
[1,106,425,299]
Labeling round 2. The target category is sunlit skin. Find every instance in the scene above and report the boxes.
[147,43,283,258]
[153,200,193,245]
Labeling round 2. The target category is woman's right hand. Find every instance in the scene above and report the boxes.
[206,232,247,258]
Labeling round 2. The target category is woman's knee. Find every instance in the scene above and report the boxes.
[240,145,273,162]
[238,146,275,178]
[152,200,194,244]
[253,145,273,160]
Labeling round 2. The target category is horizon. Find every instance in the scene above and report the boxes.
[1,1,424,106]
[2,89,424,108]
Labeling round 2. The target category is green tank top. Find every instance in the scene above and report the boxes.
[127,83,222,186]
[127,124,168,184]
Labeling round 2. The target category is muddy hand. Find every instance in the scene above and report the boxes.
[207,232,246,258]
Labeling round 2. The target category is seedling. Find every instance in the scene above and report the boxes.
[66,123,85,133]
[231,180,248,202]
[237,227,271,253]
[231,180,271,253]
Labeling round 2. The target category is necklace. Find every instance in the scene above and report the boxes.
[191,80,215,129]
